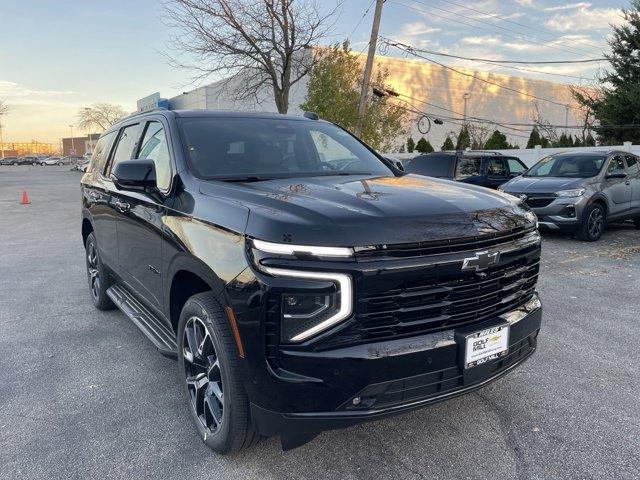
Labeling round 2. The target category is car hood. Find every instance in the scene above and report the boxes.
[199,174,534,246]
[502,175,585,193]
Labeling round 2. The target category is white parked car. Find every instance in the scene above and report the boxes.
[41,156,66,166]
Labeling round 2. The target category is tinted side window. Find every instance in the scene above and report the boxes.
[405,155,453,177]
[488,158,507,176]
[92,131,117,173]
[138,121,172,191]
[109,124,141,173]
[506,158,526,174]
[606,155,626,175]
[456,157,481,179]
[625,154,639,175]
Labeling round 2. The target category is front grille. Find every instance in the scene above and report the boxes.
[354,226,535,260]
[515,193,556,209]
[320,254,539,349]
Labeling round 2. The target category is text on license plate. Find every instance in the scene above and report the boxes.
[465,324,509,369]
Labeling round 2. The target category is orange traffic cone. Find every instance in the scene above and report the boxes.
[20,191,30,204]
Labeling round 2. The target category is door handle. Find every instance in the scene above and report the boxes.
[115,200,130,213]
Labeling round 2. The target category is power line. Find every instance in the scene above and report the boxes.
[401,0,599,56]
[386,40,584,111]
[380,39,605,64]
[432,0,605,52]
[389,0,600,59]
[348,0,376,41]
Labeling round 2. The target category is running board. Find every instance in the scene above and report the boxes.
[107,284,178,359]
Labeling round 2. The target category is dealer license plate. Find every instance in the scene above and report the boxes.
[464,324,510,369]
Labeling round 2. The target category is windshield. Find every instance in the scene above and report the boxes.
[525,154,606,178]
[177,117,392,180]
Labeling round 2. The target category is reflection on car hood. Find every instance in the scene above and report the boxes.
[199,174,535,246]
[502,176,585,193]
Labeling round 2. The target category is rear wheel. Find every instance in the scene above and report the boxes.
[32,161,37,166]
[177,292,261,454]
[576,203,606,241]
[58,162,64,166]
[85,232,115,310]
[12,162,18,166]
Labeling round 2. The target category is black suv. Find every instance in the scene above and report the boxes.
[404,151,528,189]
[81,109,542,453]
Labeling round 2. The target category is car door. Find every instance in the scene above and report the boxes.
[505,157,527,178]
[602,154,632,216]
[624,154,640,213]
[111,119,173,309]
[83,131,118,267]
[455,156,482,185]
[486,157,509,188]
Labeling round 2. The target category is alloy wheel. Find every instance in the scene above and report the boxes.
[183,317,224,435]
[588,207,604,238]
[86,241,100,300]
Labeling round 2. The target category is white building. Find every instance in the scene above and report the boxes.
[140,51,582,149]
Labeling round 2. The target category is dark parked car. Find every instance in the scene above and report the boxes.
[404,151,528,189]
[0,156,20,165]
[20,156,40,165]
[500,150,640,241]
[81,109,542,453]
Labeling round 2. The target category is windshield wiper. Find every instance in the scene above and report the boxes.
[217,176,274,182]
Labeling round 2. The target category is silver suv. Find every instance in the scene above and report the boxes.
[500,150,640,241]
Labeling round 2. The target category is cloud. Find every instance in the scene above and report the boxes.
[514,0,534,6]
[545,7,623,31]
[401,22,442,37]
[544,2,592,12]
[0,81,76,98]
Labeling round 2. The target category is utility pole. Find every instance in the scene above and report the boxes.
[69,124,75,156]
[463,92,470,124]
[564,105,569,135]
[354,0,384,138]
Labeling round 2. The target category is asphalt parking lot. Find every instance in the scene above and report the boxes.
[1,166,639,480]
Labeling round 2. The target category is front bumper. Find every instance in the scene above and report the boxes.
[513,194,588,231]
[249,295,542,439]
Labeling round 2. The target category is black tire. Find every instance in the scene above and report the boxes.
[12,162,18,166]
[576,203,606,241]
[32,161,37,166]
[58,162,64,166]
[85,232,115,310]
[177,292,261,454]
[41,163,46,166]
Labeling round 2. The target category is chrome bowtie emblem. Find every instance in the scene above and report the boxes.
[461,251,500,272]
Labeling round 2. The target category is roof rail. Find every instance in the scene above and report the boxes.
[118,107,169,124]
[460,150,503,155]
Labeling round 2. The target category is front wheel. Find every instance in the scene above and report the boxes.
[576,203,606,241]
[58,162,64,166]
[85,232,114,310]
[177,292,260,454]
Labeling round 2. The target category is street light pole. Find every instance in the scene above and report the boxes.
[354,0,384,138]
[69,124,75,156]
[463,92,470,124]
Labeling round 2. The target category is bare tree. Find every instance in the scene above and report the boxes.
[530,101,558,143]
[162,0,340,113]
[467,123,491,150]
[571,86,597,143]
[77,103,127,132]
[0,99,9,158]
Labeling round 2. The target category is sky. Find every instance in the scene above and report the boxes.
[0,0,628,145]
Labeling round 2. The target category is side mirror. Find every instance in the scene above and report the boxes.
[381,156,404,172]
[111,159,157,191]
[606,170,627,179]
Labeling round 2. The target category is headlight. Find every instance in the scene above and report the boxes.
[261,267,353,343]
[556,188,585,197]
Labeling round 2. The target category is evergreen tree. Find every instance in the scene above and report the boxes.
[398,144,405,153]
[415,137,434,153]
[526,127,542,149]
[484,130,510,149]
[406,137,415,153]
[441,136,455,150]
[574,1,640,143]
[584,132,596,146]
[455,126,471,150]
